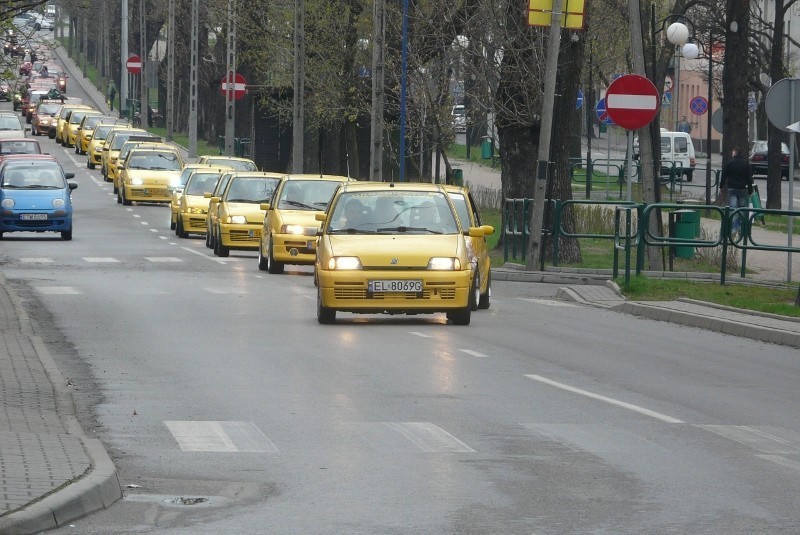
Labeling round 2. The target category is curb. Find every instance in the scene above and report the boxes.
[0,281,122,534]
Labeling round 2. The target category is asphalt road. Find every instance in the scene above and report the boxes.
[2,94,800,532]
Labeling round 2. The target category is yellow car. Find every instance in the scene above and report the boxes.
[54,104,91,144]
[204,171,237,249]
[113,140,165,192]
[30,100,62,136]
[101,128,151,183]
[175,168,231,238]
[442,185,495,310]
[117,147,184,205]
[75,115,123,155]
[170,163,219,230]
[314,182,483,325]
[86,124,127,170]
[64,109,102,148]
[212,172,282,257]
[197,155,258,171]
[258,174,350,273]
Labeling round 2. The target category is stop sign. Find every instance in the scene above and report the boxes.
[220,72,247,101]
[126,55,142,74]
[605,74,659,130]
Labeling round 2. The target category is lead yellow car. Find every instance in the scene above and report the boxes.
[314,182,484,325]
[258,174,350,273]
[117,147,184,205]
[212,172,282,257]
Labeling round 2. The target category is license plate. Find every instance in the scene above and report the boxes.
[20,213,48,220]
[369,279,423,293]
[307,240,316,249]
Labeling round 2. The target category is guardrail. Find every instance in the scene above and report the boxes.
[503,197,800,287]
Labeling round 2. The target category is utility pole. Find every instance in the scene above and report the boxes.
[224,0,237,156]
[166,0,175,140]
[188,0,198,157]
[121,0,128,117]
[292,0,305,173]
[526,0,563,270]
[139,0,148,127]
[369,0,385,181]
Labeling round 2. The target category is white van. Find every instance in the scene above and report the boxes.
[633,129,697,181]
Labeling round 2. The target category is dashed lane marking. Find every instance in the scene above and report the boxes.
[82,257,120,263]
[145,257,183,263]
[382,422,475,453]
[459,349,489,358]
[19,258,54,263]
[409,332,433,338]
[165,421,278,453]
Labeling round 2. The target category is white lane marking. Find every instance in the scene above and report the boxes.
[165,421,278,453]
[141,221,149,226]
[459,349,489,358]
[696,425,800,454]
[383,422,475,453]
[180,246,239,264]
[36,286,80,295]
[756,454,800,472]
[145,257,183,263]
[525,374,684,424]
[126,208,134,212]
[409,331,433,338]
[133,214,141,218]
[519,298,577,307]
[20,258,54,263]
[83,257,120,263]
[159,236,168,240]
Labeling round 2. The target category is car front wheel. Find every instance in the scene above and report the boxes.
[317,288,336,324]
[267,237,284,274]
[61,228,72,240]
[257,238,268,271]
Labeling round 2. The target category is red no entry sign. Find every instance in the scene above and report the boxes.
[126,55,142,74]
[220,72,247,101]
[605,74,659,130]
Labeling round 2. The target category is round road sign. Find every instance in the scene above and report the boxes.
[690,96,708,115]
[605,74,659,130]
[126,55,142,74]
[220,72,248,101]
[765,77,800,132]
[595,98,614,126]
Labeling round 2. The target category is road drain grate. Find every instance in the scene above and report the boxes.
[166,497,209,506]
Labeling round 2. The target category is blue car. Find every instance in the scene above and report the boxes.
[0,155,77,240]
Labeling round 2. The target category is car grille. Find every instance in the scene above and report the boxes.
[131,188,169,197]
[187,217,207,230]
[333,284,456,301]
[7,219,65,229]
[229,229,260,243]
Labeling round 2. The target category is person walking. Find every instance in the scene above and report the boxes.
[108,80,117,112]
[720,146,754,237]
[677,115,693,134]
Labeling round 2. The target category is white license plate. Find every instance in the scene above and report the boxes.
[20,213,48,220]
[369,279,423,293]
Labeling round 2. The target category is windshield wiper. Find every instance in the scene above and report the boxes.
[282,200,316,210]
[376,226,442,234]
[330,227,376,234]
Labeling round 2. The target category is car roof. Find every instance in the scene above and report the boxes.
[337,181,447,193]
[0,154,59,165]
[281,174,352,181]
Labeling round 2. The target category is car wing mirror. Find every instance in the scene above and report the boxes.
[467,227,485,238]
[68,182,78,190]
[481,225,495,236]
[210,196,220,203]
[314,213,326,222]
[260,202,271,210]
[64,172,75,179]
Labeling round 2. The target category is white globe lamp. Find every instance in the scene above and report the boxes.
[682,42,700,60]
[666,22,689,46]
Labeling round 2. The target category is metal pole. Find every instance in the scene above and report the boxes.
[225,0,236,157]
[788,80,796,282]
[292,0,305,172]
[606,127,611,198]
[369,0,385,180]
[526,0,564,270]
[139,0,147,127]
[626,130,634,201]
[166,0,174,140]
[705,36,713,208]
[120,0,128,116]
[399,0,409,181]
[188,0,198,156]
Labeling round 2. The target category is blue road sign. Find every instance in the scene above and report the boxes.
[595,98,614,125]
[690,95,708,115]
[576,89,584,110]
[662,91,672,107]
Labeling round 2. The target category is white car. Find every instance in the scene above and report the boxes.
[12,12,54,31]
[452,105,466,133]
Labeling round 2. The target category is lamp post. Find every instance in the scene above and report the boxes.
[665,21,690,131]
[681,35,715,208]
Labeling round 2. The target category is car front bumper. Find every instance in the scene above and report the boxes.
[220,223,261,249]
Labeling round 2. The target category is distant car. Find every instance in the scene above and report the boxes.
[64,109,102,148]
[314,182,481,324]
[212,172,282,257]
[13,12,54,31]
[0,138,42,158]
[452,105,466,133]
[0,154,77,240]
[0,113,27,139]
[197,155,258,171]
[749,140,796,180]
[258,174,351,273]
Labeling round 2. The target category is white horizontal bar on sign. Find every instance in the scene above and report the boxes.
[607,94,658,110]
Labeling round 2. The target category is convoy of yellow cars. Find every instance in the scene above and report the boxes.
[49,103,492,325]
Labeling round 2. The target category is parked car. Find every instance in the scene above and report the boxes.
[0,154,77,240]
[748,140,797,180]
[452,104,466,133]
[258,174,350,273]
[314,182,482,324]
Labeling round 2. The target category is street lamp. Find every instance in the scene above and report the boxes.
[665,21,690,131]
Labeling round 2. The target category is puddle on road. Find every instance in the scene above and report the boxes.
[124,493,228,508]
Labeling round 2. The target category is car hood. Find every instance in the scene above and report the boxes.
[126,169,181,185]
[274,209,323,231]
[184,194,210,209]
[223,202,266,223]
[326,234,463,266]
[2,188,68,208]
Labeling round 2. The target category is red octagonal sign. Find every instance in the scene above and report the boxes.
[605,74,659,130]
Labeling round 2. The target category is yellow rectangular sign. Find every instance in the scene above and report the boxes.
[528,0,585,30]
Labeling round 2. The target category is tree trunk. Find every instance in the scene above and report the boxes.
[721,1,750,165]
[767,0,786,209]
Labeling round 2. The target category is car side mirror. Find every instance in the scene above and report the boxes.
[467,227,485,238]
[210,196,220,203]
[204,192,212,198]
[260,202,271,210]
[314,213,326,222]
[64,172,75,179]
[480,225,495,236]
[68,182,77,190]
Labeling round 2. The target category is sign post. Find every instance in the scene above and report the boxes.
[605,74,659,201]
[596,98,615,197]
[126,54,142,74]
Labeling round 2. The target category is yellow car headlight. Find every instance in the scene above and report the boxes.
[227,215,247,224]
[281,224,305,235]
[328,256,362,270]
[427,257,460,270]
[131,177,144,185]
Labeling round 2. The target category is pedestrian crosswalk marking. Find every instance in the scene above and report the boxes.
[83,257,120,263]
[164,421,279,453]
[20,258,54,263]
[383,422,475,453]
[145,257,183,263]
[696,425,800,455]
[36,286,80,295]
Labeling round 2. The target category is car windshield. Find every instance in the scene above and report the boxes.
[38,103,61,115]
[70,111,93,124]
[328,191,459,235]
[204,158,257,171]
[224,177,279,203]
[277,180,341,210]
[1,163,65,188]
[0,116,22,130]
[0,141,41,154]
[185,172,222,195]
[93,126,116,140]
[127,152,181,170]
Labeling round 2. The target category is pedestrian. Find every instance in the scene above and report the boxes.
[108,80,117,111]
[677,115,693,134]
[720,146,754,237]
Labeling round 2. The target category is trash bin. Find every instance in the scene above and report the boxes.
[481,137,492,160]
[452,168,464,186]
[673,209,696,259]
